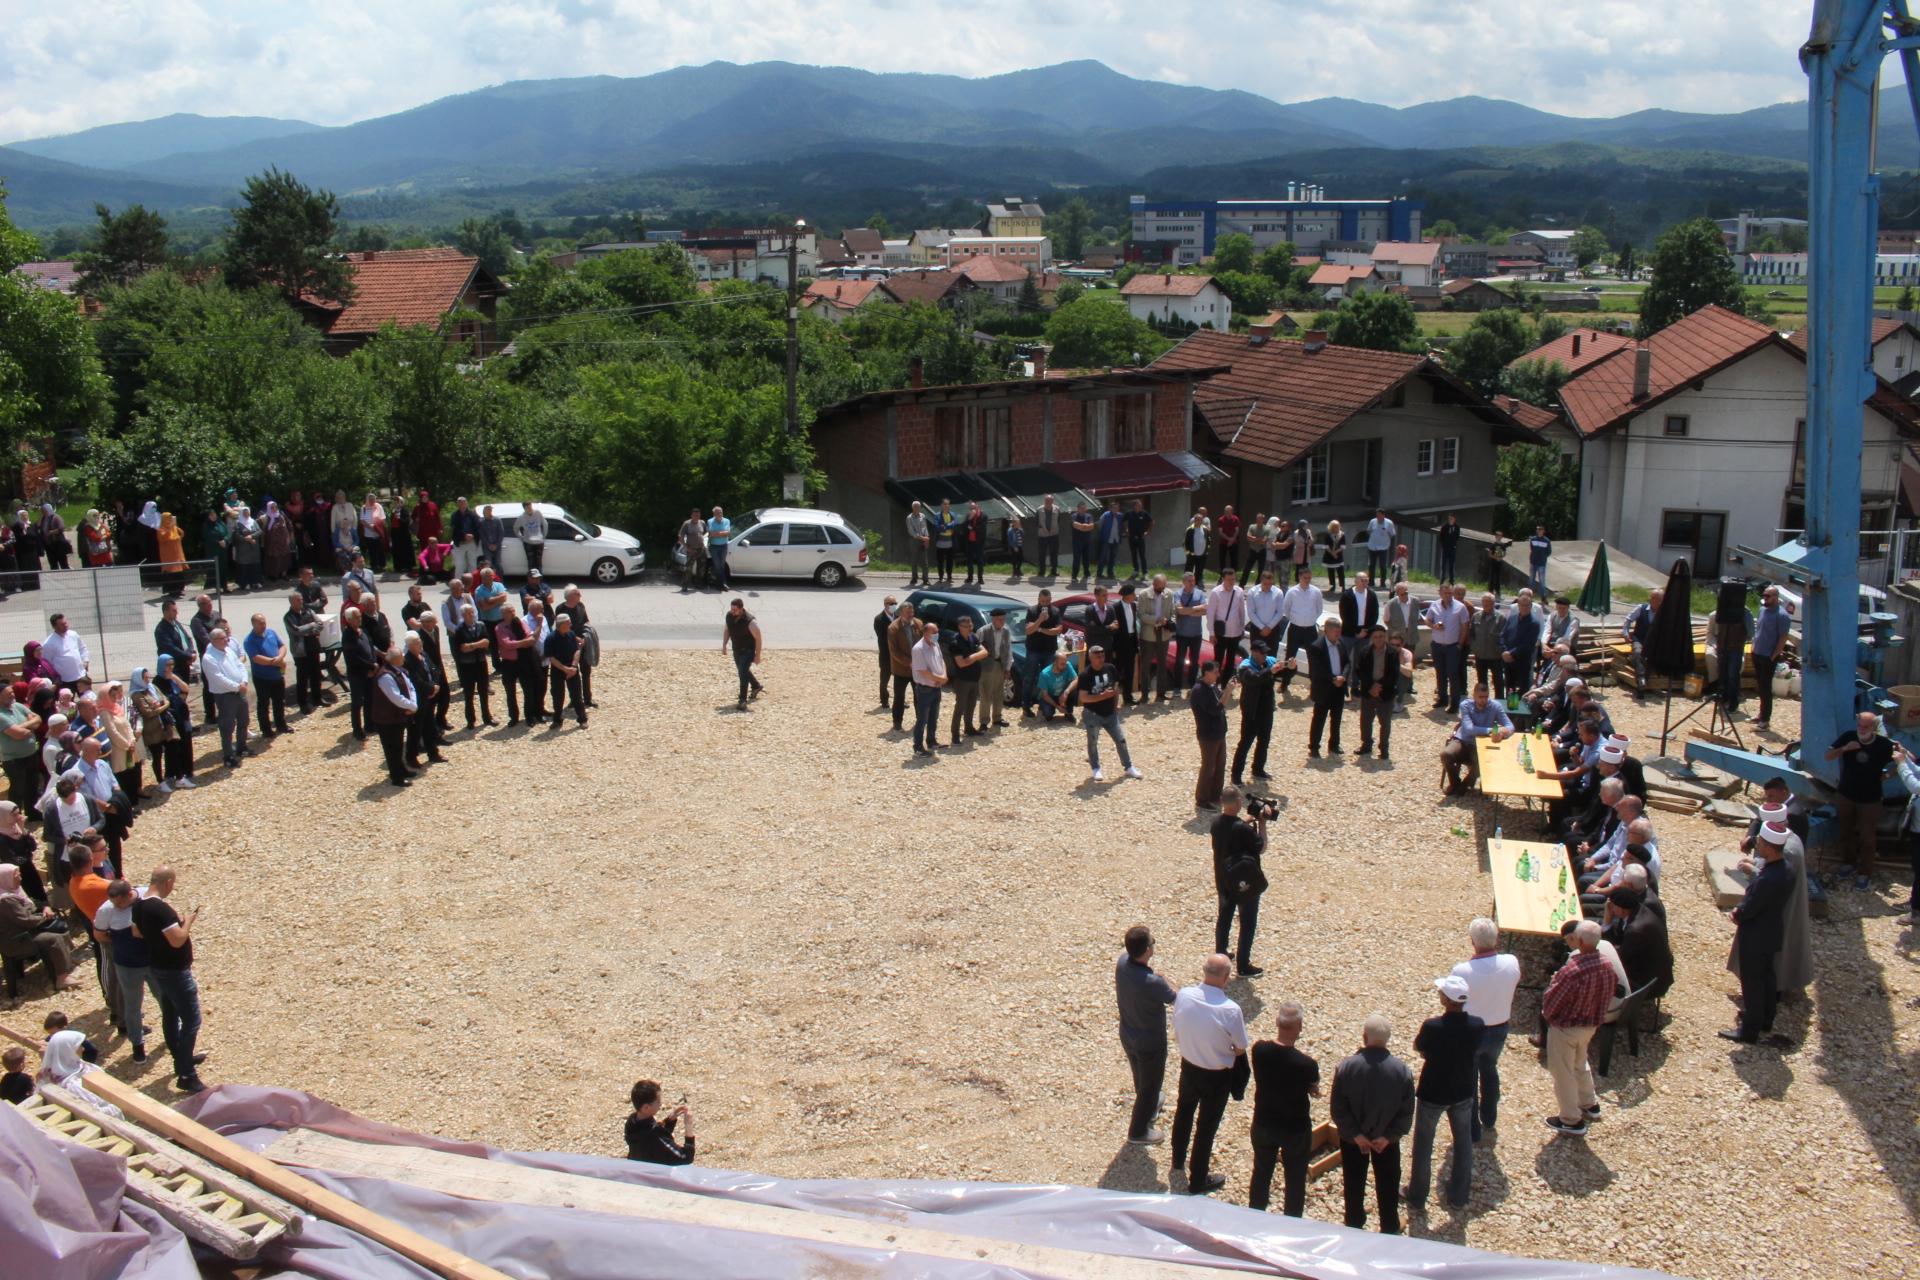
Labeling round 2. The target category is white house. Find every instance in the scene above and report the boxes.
[1562,305,1919,575]
[1741,251,1920,287]
[1370,241,1441,287]
[1119,273,1232,329]
[1306,262,1379,300]
[1511,230,1577,271]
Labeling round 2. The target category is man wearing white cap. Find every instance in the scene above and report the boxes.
[1721,820,1796,1045]
[1732,799,1812,1001]
[1404,974,1485,1212]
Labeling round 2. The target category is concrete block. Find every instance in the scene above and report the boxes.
[1705,849,1753,910]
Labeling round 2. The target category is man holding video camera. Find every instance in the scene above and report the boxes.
[1211,785,1271,978]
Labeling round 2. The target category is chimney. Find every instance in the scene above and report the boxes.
[1249,322,1274,345]
[1287,181,1298,201]
[1571,334,1582,357]
[1031,344,1051,379]
[1631,343,1651,401]
[1303,329,1328,353]
[909,356,925,389]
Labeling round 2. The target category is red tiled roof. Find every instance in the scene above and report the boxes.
[880,271,965,305]
[1497,396,1563,433]
[13,261,80,292]
[1149,329,1525,470]
[1308,263,1374,288]
[306,248,490,336]
[954,257,1029,284]
[803,279,886,311]
[1558,306,1779,436]
[840,228,885,254]
[1511,327,1637,378]
[1372,241,1441,267]
[814,237,853,264]
[1121,273,1216,298]
[1783,318,1912,352]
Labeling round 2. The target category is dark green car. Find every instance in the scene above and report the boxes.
[905,588,1034,704]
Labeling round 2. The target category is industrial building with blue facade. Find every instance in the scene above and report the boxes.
[1128,189,1423,265]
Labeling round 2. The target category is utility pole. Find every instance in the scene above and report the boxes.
[783,219,806,501]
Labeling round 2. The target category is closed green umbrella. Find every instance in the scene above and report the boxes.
[1577,540,1613,618]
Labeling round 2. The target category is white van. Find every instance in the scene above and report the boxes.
[476,502,646,584]
[676,507,869,587]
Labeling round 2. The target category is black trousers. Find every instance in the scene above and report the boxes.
[1358,695,1393,753]
[733,647,763,702]
[292,653,324,711]
[1475,655,1503,698]
[1122,1039,1166,1141]
[376,723,408,782]
[1249,1125,1313,1215]
[876,639,892,705]
[550,668,586,723]
[890,673,911,727]
[1070,536,1092,581]
[1184,552,1206,587]
[1038,534,1060,576]
[1173,634,1203,690]
[1310,697,1344,751]
[3,755,41,810]
[1736,944,1779,1039]
[347,672,371,737]
[1169,1060,1234,1190]
[1214,891,1259,968]
[964,543,986,582]
[1753,653,1779,721]
[936,546,956,579]
[1112,637,1139,702]
[1129,536,1149,579]
[1340,1138,1402,1233]
[520,665,546,721]
[409,705,443,761]
[498,662,523,722]
[1231,710,1273,779]
[1278,622,1315,691]
[459,666,493,725]
[254,680,289,734]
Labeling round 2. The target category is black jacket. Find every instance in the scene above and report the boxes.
[1353,641,1403,702]
[873,609,894,644]
[1338,588,1379,635]
[1306,634,1352,706]
[1606,905,1674,996]
[1733,856,1794,960]
[1210,813,1265,896]
[624,1115,694,1166]
[343,626,379,679]
[154,618,196,676]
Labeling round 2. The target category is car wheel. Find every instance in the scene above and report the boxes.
[814,562,847,588]
[590,557,624,585]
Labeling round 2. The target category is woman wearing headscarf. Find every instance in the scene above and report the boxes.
[263,500,294,581]
[0,863,78,993]
[360,492,389,573]
[19,642,55,687]
[11,507,40,591]
[152,655,196,791]
[78,510,112,568]
[330,490,358,572]
[391,492,417,580]
[156,511,186,599]
[230,506,264,591]
[0,517,16,595]
[202,509,230,592]
[36,717,69,795]
[38,1030,118,1110]
[130,668,172,794]
[27,679,57,728]
[39,505,71,571]
[0,803,44,907]
[99,680,144,806]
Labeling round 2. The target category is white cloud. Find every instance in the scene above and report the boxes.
[0,0,1844,142]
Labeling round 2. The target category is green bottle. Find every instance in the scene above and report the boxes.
[1517,850,1532,881]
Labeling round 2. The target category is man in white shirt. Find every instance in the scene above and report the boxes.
[64,737,127,869]
[1205,569,1247,661]
[909,621,948,758]
[198,627,252,768]
[1424,583,1472,713]
[1365,509,1396,581]
[1579,798,1648,883]
[1170,954,1248,1195]
[1245,568,1286,660]
[41,615,91,689]
[1277,567,1325,697]
[1450,918,1521,1141]
[514,506,549,574]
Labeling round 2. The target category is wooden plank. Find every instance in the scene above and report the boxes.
[1488,839,1582,936]
[265,1128,1269,1280]
[74,1074,513,1280]
[1478,732,1563,799]
[1306,1121,1342,1178]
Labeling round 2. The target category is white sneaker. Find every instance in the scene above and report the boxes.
[1125,766,1144,779]
[176,778,198,789]
[1092,768,1106,783]
[157,780,173,794]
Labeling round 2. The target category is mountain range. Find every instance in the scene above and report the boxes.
[0,59,1902,229]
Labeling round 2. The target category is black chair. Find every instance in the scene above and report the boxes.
[1593,979,1662,1075]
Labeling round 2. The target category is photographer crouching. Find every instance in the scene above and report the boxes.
[1212,786,1274,978]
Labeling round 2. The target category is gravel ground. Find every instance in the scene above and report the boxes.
[6,653,1916,1280]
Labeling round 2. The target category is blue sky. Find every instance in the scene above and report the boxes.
[0,0,1828,142]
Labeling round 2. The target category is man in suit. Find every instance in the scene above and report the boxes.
[1721,820,1796,1045]
[1355,625,1404,760]
[873,597,898,710]
[1603,887,1672,998]
[886,603,917,731]
[1384,583,1420,705]
[1339,571,1380,637]
[1137,574,1175,703]
[979,608,1013,729]
[1084,584,1120,656]
[1500,598,1543,700]
[1112,584,1141,706]
[1304,618,1351,758]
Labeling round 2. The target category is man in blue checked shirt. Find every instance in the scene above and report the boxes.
[1441,683,1512,795]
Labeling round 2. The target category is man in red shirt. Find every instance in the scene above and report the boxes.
[1540,919,1613,1138]
[1216,506,1242,580]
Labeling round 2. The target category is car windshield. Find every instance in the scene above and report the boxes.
[991,605,1030,632]
[546,508,600,537]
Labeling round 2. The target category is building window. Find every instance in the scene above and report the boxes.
[981,406,1012,469]
[1441,437,1459,473]
[1362,438,1381,500]
[1416,439,1435,476]
[935,405,1011,470]
[935,407,969,469]
[1085,400,1112,459]
[1660,511,1703,546]
[1292,445,1330,503]
[1663,414,1690,437]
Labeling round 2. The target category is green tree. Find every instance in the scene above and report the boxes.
[1425,219,1459,241]
[355,323,496,493]
[344,225,392,252]
[1211,269,1276,319]
[1053,279,1086,309]
[1444,308,1538,396]
[455,217,515,276]
[1535,314,1569,346]
[1569,225,1610,270]
[223,167,354,304]
[1049,197,1093,260]
[1043,294,1169,367]
[844,302,1010,388]
[1325,292,1423,354]
[865,212,894,239]
[1255,241,1296,285]
[1899,285,1916,313]
[1496,443,1578,537]
[75,203,169,295]
[1636,217,1746,337]
[1210,232,1256,275]
[1500,358,1570,407]
[1018,271,1044,314]
[1616,242,1637,281]
[0,186,110,451]
[0,191,39,271]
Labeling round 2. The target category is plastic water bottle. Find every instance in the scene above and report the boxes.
[1495,825,1503,844]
